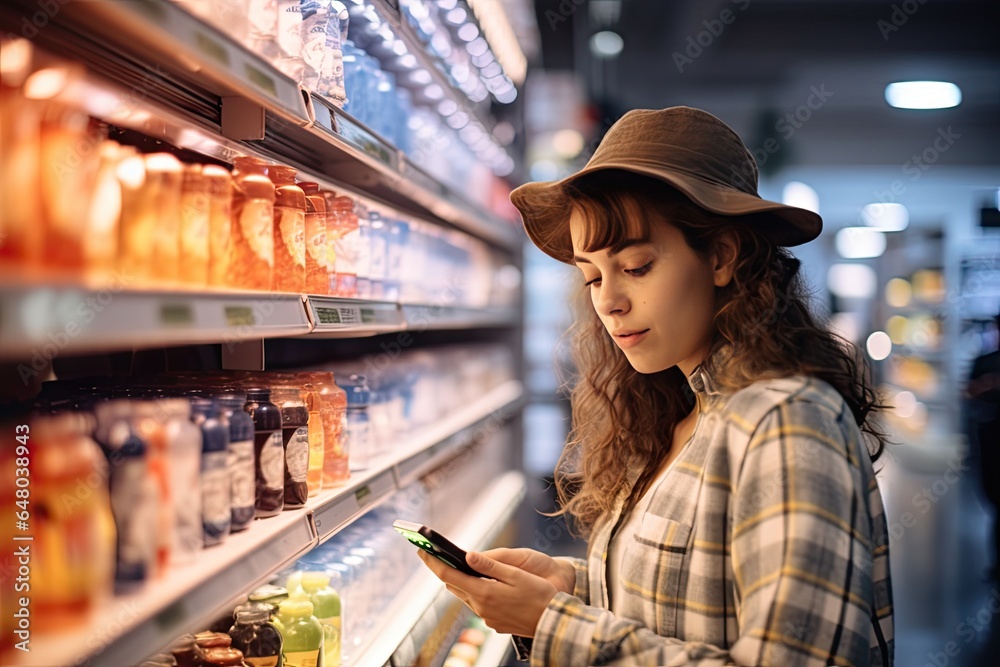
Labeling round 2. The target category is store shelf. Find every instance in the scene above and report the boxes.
[312,380,524,542]
[305,297,406,338]
[350,470,527,667]
[474,629,515,667]
[55,0,311,125]
[0,286,312,359]
[13,510,316,667]
[401,304,518,330]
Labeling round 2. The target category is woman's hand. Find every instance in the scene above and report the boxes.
[416,549,565,637]
[478,547,576,595]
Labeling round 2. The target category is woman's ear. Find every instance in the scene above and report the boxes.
[711,233,739,288]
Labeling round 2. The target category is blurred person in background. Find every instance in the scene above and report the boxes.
[966,312,1000,665]
[416,107,894,666]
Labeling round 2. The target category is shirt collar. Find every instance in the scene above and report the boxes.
[685,346,730,405]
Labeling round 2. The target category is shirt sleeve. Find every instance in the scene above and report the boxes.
[527,397,880,667]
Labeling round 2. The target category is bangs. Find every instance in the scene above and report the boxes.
[563,179,653,257]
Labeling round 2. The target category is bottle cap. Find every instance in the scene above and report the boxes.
[269,165,298,184]
[237,173,276,202]
[300,571,331,591]
[278,597,315,618]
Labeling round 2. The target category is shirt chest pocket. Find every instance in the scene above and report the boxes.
[620,513,693,637]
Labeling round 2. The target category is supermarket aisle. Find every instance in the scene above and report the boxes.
[879,437,999,667]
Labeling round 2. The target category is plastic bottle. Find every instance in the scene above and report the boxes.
[301,571,342,667]
[275,597,324,667]
[23,413,115,631]
[342,374,371,471]
[132,400,173,575]
[330,195,358,297]
[215,391,257,532]
[272,385,311,508]
[341,40,370,123]
[159,398,204,563]
[367,211,387,300]
[298,380,326,497]
[269,164,307,293]
[245,388,285,517]
[83,141,124,285]
[93,400,157,595]
[145,153,185,285]
[192,398,232,546]
[229,604,283,667]
[306,372,348,488]
[298,182,330,296]
[203,165,233,288]
[231,157,275,291]
[179,164,211,286]
[385,219,408,302]
[355,200,372,298]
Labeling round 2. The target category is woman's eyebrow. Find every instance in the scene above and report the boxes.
[572,239,648,264]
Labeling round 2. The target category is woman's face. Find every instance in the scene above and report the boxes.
[569,204,735,375]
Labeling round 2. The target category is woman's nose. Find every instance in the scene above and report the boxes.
[594,280,629,316]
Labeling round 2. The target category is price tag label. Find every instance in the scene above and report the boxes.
[160,303,194,326]
[245,63,278,97]
[225,306,256,327]
[194,31,230,66]
[316,306,362,327]
[355,485,372,507]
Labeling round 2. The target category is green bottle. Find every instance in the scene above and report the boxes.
[300,572,342,667]
[276,596,323,667]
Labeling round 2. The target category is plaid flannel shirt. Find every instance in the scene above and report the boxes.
[525,369,894,666]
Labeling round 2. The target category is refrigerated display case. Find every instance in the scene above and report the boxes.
[0,1,526,664]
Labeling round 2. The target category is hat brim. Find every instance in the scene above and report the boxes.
[511,162,823,264]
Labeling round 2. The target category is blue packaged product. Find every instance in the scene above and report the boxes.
[192,398,232,546]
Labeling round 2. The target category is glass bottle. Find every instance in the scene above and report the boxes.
[229,605,283,667]
[268,165,306,293]
[203,165,233,288]
[275,597,323,667]
[300,571,341,667]
[320,190,339,295]
[230,157,275,291]
[330,195,358,297]
[218,391,256,532]
[192,398,232,546]
[145,152,185,285]
[179,164,211,287]
[298,182,330,296]
[354,200,371,298]
[116,149,154,285]
[341,374,370,472]
[271,385,310,508]
[245,388,284,517]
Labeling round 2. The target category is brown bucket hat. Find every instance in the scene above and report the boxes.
[510,106,823,264]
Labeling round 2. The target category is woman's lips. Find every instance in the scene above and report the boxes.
[613,329,650,349]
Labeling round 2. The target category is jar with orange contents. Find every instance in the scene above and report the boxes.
[230,157,275,291]
[203,165,233,289]
[179,164,211,287]
[299,182,330,296]
[145,153,184,286]
[305,372,349,487]
[268,165,306,293]
[329,195,359,298]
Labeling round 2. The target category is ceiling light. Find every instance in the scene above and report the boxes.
[437,0,458,9]
[589,31,624,58]
[424,84,445,100]
[862,202,909,232]
[24,67,70,100]
[466,37,489,57]
[495,86,517,104]
[885,277,912,308]
[445,8,467,24]
[530,159,560,182]
[437,99,459,116]
[410,69,433,85]
[827,264,877,299]
[552,129,585,158]
[781,181,819,214]
[885,81,961,110]
[866,331,892,361]
[836,227,886,259]
[398,54,418,69]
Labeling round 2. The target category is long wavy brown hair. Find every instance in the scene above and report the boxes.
[552,170,889,537]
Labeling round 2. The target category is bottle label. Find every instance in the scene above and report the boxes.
[334,228,358,274]
[202,453,231,525]
[229,439,256,510]
[306,214,328,267]
[259,431,284,491]
[285,426,309,482]
[279,208,307,268]
[283,649,321,667]
[245,658,280,667]
[241,201,274,266]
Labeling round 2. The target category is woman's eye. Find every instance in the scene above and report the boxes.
[626,261,653,277]
[584,276,601,287]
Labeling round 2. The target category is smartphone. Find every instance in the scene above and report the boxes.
[392,520,483,578]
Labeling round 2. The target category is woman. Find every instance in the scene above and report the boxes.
[417,107,894,666]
